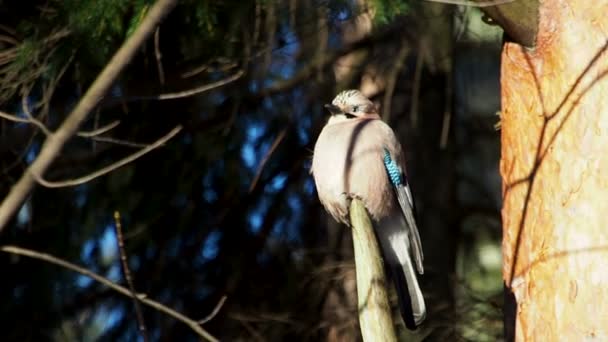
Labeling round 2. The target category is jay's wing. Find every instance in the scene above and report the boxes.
[383,148,424,274]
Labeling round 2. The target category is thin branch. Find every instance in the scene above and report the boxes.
[118,69,244,102]
[262,0,276,75]
[288,0,296,31]
[0,245,218,342]
[154,27,165,85]
[37,51,76,117]
[198,295,228,324]
[0,0,178,231]
[180,58,238,79]
[86,136,149,148]
[77,120,121,138]
[114,211,148,342]
[254,24,402,98]
[0,110,134,147]
[0,34,19,45]
[1,130,39,175]
[32,125,182,188]
[253,1,261,50]
[3,104,126,143]
[248,128,288,193]
[21,91,51,135]
[440,63,453,149]
[410,46,424,128]
[0,110,30,124]
[315,4,328,82]
[382,40,409,122]
[424,0,515,7]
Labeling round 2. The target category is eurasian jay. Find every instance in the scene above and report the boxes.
[311,89,426,329]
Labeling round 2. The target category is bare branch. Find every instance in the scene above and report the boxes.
[21,90,51,135]
[0,110,137,147]
[440,64,453,149]
[424,0,515,7]
[0,110,30,124]
[77,120,121,138]
[32,125,182,188]
[248,127,287,193]
[382,40,409,122]
[120,69,244,102]
[0,0,178,231]
[154,27,165,85]
[0,245,218,342]
[114,211,148,342]
[409,47,424,128]
[198,295,228,325]
[87,136,149,148]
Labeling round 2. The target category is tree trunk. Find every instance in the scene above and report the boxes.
[501,1,608,340]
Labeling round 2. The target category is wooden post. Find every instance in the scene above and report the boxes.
[350,198,397,342]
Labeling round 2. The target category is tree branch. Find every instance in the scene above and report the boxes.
[0,0,178,231]
[0,245,219,342]
[424,0,515,7]
[32,125,182,188]
[114,211,148,342]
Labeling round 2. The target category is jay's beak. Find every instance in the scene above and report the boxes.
[324,104,343,115]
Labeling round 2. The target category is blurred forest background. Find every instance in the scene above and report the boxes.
[0,0,504,341]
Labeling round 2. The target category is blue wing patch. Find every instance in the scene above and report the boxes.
[383,148,403,186]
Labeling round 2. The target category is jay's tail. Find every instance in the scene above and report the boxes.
[375,214,426,329]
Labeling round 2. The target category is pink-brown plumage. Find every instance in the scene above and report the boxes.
[311,117,405,223]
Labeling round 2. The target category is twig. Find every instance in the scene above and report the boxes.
[32,125,182,188]
[253,1,261,49]
[439,64,453,149]
[198,295,228,324]
[1,131,38,175]
[180,58,238,79]
[239,320,266,342]
[248,128,287,193]
[409,46,424,128]
[288,0,296,31]
[315,4,328,82]
[0,110,131,146]
[21,91,51,135]
[0,34,18,45]
[0,108,144,148]
[77,120,121,138]
[424,0,515,7]
[37,51,76,118]
[114,211,148,342]
[0,0,178,231]
[255,24,401,98]
[0,245,218,342]
[154,27,165,85]
[0,110,30,124]
[262,0,276,75]
[86,136,149,148]
[118,69,244,102]
[382,40,409,122]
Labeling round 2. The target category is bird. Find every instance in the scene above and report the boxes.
[311,89,426,329]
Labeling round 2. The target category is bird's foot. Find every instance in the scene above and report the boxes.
[341,192,362,201]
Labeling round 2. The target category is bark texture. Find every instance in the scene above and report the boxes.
[501,0,608,340]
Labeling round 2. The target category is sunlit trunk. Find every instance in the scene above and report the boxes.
[501,1,608,340]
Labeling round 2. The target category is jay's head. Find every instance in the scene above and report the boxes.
[325,90,379,121]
